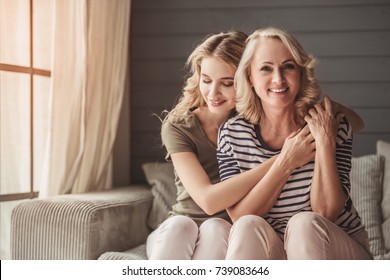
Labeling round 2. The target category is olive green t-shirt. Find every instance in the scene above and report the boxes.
[161,110,230,226]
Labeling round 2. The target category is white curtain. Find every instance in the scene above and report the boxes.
[39,0,131,197]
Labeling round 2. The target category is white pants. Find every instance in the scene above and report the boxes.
[226,213,372,260]
[146,215,232,260]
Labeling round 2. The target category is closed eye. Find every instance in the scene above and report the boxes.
[221,80,234,87]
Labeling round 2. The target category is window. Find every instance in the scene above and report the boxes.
[0,0,52,200]
[0,0,52,259]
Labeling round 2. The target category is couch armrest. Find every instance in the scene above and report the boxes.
[11,185,153,260]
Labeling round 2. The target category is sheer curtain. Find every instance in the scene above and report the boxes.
[39,0,131,197]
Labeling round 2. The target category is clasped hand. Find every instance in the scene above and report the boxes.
[279,96,343,169]
[280,125,315,170]
[304,96,344,148]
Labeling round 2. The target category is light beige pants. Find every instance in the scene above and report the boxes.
[146,215,232,260]
[226,213,372,260]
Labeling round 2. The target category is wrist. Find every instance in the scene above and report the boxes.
[315,142,337,160]
[275,155,295,175]
[316,137,336,151]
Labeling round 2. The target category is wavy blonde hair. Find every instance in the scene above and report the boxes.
[165,30,248,121]
[235,27,321,124]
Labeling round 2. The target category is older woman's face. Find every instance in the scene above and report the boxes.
[249,37,301,110]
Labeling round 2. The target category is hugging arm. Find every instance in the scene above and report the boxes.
[218,126,315,222]
[163,120,277,216]
[170,152,276,215]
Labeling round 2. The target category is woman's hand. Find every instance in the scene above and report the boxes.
[279,125,315,170]
[304,96,344,149]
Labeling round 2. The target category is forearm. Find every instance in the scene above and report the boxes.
[174,152,278,215]
[205,156,277,214]
[310,142,347,221]
[227,156,294,222]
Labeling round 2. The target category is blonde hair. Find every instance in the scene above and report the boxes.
[165,30,248,121]
[235,27,321,124]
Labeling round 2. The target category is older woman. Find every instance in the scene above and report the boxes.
[217,27,372,259]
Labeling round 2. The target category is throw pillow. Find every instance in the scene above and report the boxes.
[377,140,390,221]
[350,154,385,258]
[142,162,176,230]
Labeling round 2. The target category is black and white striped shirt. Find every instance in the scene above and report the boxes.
[217,115,364,237]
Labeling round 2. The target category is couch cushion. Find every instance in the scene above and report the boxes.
[377,140,390,221]
[98,244,147,260]
[142,162,176,230]
[382,217,390,252]
[350,154,386,258]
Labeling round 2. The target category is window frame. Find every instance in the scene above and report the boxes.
[0,0,51,202]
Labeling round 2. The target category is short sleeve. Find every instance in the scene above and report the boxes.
[336,116,353,145]
[161,120,195,160]
[335,117,354,206]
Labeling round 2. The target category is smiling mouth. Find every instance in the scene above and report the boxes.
[209,100,226,106]
[269,87,288,93]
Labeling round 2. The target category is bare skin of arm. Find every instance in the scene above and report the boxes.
[305,96,347,221]
[170,152,277,215]
[329,99,364,133]
[226,126,315,222]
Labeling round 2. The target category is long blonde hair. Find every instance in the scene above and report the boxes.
[235,27,321,124]
[165,30,248,121]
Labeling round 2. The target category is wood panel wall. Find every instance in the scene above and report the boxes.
[126,0,390,183]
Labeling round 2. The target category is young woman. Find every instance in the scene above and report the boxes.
[147,30,364,260]
[217,27,372,259]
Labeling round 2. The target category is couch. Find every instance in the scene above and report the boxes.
[10,140,390,260]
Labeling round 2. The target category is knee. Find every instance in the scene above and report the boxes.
[285,212,330,259]
[286,212,326,235]
[228,215,283,260]
[159,215,198,238]
[231,215,269,235]
[284,212,329,244]
[200,218,231,235]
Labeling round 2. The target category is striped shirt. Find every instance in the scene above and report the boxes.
[217,115,364,237]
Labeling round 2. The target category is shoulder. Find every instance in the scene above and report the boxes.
[162,111,196,133]
[162,110,206,149]
[161,111,200,154]
[220,115,253,131]
[219,115,256,143]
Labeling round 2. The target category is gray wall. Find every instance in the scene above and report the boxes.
[119,0,390,184]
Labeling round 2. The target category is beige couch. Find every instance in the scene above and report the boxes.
[11,141,390,260]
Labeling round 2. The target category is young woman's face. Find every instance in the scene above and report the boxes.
[249,37,301,109]
[199,56,236,114]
